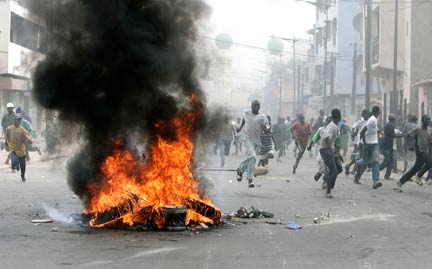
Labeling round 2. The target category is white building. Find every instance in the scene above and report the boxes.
[307,0,363,118]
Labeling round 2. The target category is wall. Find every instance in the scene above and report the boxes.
[0,1,11,75]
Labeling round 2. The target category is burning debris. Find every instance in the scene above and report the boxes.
[33,0,221,229]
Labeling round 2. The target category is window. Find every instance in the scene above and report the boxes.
[315,65,322,80]
[10,12,48,53]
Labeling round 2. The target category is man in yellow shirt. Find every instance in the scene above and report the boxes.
[6,115,33,182]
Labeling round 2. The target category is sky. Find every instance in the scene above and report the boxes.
[205,0,315,48]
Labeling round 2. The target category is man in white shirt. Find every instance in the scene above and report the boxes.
[344,110,370,175]
[355,106,382,189]
[319,109,342,198]
[236,100,270,188]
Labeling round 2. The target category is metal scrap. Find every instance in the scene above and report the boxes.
[235,206,274,219]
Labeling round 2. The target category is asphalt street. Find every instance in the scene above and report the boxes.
[1,147,432,269]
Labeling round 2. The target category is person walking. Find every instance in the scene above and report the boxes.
[236,100,270,188]
[258,115,277,167]
[2,103,16,165]
[394,115,432,191]
[218,115,235,168]
[379,114,397,180]
[284,116,292,153]
[1,103,16,136]
[319,109,342,198]
[6,115,33,182]
[311,110,325,157]
[345,110,370,175]
[272,117,286,162]
[354,106,383,189]
[339,119,350,157]
[234,117,243,155]
[307,115,332,188]
[402,114,417,172]
[291,114,312,174]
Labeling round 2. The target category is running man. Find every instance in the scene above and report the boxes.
[395,115,432,191]
[6,115,33,182]
[319,109,342,198]
[236,100,270,188]
[291,114,312,174]
[355,106,383,189]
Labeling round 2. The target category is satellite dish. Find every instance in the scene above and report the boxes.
[267,38,284,55]
[353,13,363,33]
[215,33,233,49]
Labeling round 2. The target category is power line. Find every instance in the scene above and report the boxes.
[337,0,431,3]
[197,35,354,62]
[379,0,429,12]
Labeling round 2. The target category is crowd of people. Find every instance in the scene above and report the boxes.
[213,100,432,198]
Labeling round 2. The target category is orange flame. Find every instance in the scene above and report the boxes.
[85,95,221,228]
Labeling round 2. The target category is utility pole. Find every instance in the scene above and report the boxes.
[297,64,301,103]
[279,54,283,117]
[330,52,335,109]
[351,43,358,115]
[295,0,333,112]
[271,35,301,116]
[323,8,329,113]
[301,73,305,104]
[365,0,372,110]
[391,0,399,114]
[293,36,297,116]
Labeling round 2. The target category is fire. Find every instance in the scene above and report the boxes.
[84,96,221,228]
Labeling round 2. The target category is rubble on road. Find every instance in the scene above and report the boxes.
[347,200,357,206]
[31,219,53,223]
[235,206,274,219]
[312,212,331,224]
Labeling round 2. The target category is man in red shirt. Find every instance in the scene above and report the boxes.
[291,114,312,174]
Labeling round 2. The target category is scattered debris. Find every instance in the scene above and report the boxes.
[265,221,285,225]
[347,200,357,206]
[312,212,331,224]
[51,227,59,232]
[347,234,356,239]
[228,180,233,183]
[295,213,301,218]
[285,179,291,183]
[255,166,269,176]
[422,212,432,218]
[31,219,53,224]
[199,223,209,229]
[286,223,302,230]
[235,206,274,218]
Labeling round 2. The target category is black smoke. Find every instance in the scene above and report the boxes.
[33,0,211,199]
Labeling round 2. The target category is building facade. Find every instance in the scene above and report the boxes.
[305,0,364,119]
[366,0,432,121]
[0,0,47,132]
